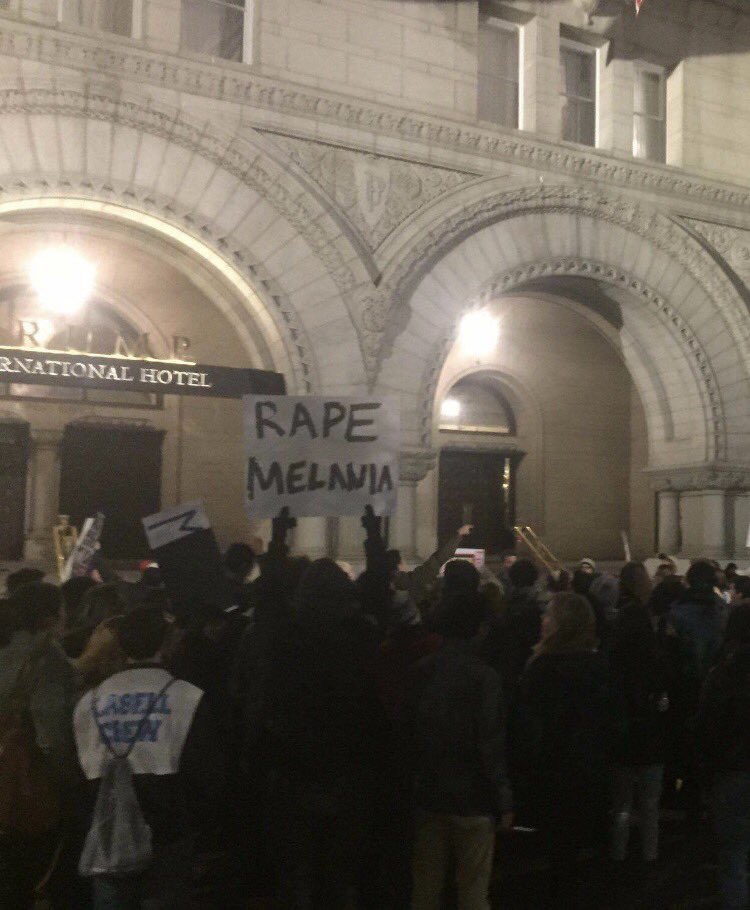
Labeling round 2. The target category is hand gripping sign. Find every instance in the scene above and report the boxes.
[243,395,400,519]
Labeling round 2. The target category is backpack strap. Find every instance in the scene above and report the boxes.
[92,677,175,759]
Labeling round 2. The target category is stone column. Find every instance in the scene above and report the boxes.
[657,490,680,555]
[24,429,62,565]
[733,492,750,560]
[336,515,365,563]
[392,481,417,563]
[293,517,328,560]
[700,489,727,560]
[395,451,437,565]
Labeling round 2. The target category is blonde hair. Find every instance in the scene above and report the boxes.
[535,591,598,657]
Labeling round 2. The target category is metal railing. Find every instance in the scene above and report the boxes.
[513,525,564,574]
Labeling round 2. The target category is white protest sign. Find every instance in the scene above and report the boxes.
[142,500,211,550]
[455,548,486,570]
[61,512,105,582]
[243,395,400,518]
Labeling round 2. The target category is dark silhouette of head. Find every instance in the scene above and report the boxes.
[508,558,539,590]
[443,558,480,595]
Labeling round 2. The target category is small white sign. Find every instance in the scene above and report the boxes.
[61,512,105,582]
[142,500,211,550]
[242,395,400,519]
[455,548,486,570]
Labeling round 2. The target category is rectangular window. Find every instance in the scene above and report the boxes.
[180,0,245,62]
[58,0,139,38]
[478,16,520,129]
[560,41,596,146]
[633,63,666,162]
[96,0,133,36]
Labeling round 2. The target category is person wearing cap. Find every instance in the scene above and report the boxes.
[580,558,596,575]
[410,560,512,909]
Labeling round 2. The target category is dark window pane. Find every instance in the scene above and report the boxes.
[181,0,244,61]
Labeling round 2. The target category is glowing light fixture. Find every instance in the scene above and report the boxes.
[458,310,499,357]
[28,246,96,315]
[441,397,461,419]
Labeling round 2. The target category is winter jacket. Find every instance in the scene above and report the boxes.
[512,649,620,845]
[395,533,462,606]
[0,630,79,787]
[411,637,512,818]
[74,665,223,846]
[260,603,384,789]
[375,625,442,723]
[610,598,669,766]
[481,585,544,702]
[696,645,750,776]
[670,588,724,708]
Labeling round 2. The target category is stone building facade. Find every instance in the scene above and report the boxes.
[0,0,748,565]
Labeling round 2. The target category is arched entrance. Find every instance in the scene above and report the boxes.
[374,188,750,562]
[0,207,297,560]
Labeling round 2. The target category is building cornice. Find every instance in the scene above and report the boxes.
[647,464,750,492]
[1,18,750,217]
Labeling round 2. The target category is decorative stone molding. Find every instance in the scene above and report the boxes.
[0,18,750,217]
[415,256,725,459]
[0,86,359,298]
[0,152,318,393]
[399,449,437,484]
[267,134,477,254]
[684,218,750,289]
[648,464,750,492]
[368,185,749,418]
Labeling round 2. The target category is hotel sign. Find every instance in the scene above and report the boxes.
[0,346,285,399]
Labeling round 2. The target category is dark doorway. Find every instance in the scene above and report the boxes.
[59,422,164,559]
[437,448,518,554]
[0,421,29,560]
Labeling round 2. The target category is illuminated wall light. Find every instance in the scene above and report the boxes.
[458,310,500,357]
[28,246,96,315]
[441,397,461,419]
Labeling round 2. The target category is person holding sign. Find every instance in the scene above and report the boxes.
[243,395,399,520]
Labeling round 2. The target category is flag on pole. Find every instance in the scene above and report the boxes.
[635,0,645,13]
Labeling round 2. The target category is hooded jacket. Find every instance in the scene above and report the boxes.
[670,587,724,707]
[410,636,512,818]
[696,645,750,775]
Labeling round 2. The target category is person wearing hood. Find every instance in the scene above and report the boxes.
[410,560,512,910]
[261,557,384,909]
[0,582,81,909]
[696,604,750,910]
[610,562,670,865]
[512,592,620,907]
[480,557,545,704]
[669,560,724,711]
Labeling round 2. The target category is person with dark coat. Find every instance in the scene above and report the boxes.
[572,568,613,654]
[261,557,383,909]
[370,589,442,910]
[669,560,724,813]
[610,562,670,864]
[513,591,619,907]
[481,557,544,703]
[696,604,750,910]
[223,541,257,612]
[410,563,512,910]
[0,583,84,910]
[670,560,724,709]
[386,523,473,609]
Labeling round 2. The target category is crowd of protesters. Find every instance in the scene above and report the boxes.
[1,510,750,910]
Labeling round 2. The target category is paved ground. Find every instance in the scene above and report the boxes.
[492,814,721,909]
